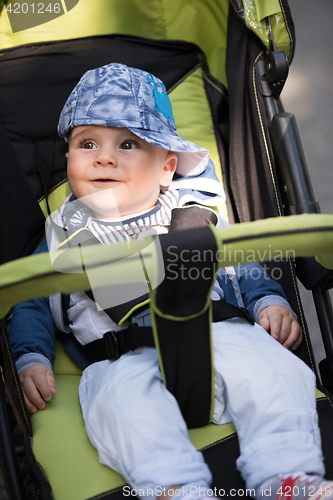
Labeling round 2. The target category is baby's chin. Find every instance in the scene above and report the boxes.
[76,189,121,219]
[74,189,159,220]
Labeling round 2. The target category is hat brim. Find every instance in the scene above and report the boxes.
[127,128,209,177]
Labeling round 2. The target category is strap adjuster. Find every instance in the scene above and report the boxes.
[104,331,120,360]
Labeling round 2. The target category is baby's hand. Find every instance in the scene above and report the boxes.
[19,364,57,414]
[258,305,303,351]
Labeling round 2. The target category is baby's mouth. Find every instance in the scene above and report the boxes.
[93,179,119,183]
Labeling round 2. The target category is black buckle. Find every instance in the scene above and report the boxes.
[103,331,120,360]
[240,307,255,325]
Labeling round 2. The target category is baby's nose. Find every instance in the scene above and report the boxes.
[95,147,117,166]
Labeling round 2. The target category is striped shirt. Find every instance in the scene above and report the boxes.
[62,190,179,245]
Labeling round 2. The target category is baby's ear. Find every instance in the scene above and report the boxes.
[160,153,177,187]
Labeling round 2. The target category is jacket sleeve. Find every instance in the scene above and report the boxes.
[216,216,294,322]
[8,240,57,373]
[8,240,92,373]
[9,295,57,373]
[235,263,294,322]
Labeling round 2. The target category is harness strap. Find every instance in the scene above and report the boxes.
[212,300,254,324]
[83,299,254,364]
[168,205,218,231]
[84,325,155,363]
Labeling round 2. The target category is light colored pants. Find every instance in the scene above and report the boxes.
[78,319,324,494]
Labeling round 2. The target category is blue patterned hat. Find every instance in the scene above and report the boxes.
[58,63,209,177]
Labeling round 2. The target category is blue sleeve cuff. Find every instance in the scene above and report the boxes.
[253,295,296,324]
[15,353,53,375]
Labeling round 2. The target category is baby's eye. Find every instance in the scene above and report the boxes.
[82,141,96,149]
[120,141,137,150]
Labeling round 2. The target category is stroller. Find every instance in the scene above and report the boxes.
[1,1,333,499]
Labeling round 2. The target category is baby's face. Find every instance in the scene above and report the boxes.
[66,126,177,219]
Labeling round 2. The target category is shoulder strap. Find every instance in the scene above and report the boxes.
[169,205,218,231]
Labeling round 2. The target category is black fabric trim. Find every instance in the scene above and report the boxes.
[279,0,296,63]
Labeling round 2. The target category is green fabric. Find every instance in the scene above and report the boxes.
[53,340,82,376]
[316,388,327,400]
[316,253,333,272]
[32,374,125,500]
[0,0,229,86]
[231,0,294,60]
[0,0,294,88]
[39,180,71,218]
[255,0,281,21]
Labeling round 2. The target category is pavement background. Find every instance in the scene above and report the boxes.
[0,1,332,498]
